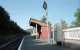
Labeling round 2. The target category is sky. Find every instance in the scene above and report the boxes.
[0,0,80,30]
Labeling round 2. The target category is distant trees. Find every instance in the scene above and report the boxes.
[0,6,28,35]
[60,20,68,29]
[70,8,80,27]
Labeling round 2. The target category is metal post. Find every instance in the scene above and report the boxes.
[36,24,37,40]
[44,0,49,43]
[60,22,64,47]
[43,0,49,43]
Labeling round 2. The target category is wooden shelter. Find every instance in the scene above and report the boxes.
[29,18,50,40]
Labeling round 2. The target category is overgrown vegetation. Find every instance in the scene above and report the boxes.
[0,6,29,35]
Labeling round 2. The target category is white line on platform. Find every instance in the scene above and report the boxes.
[18,36,25,50]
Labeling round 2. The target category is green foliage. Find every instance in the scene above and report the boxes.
[75,8,80,18]
[0,6,10,33]
[0,6,28,35]
[71,8,80,27]
[0,6,10,23]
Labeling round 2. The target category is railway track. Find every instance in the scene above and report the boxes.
[0,35,23,50]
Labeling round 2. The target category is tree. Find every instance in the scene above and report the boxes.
[0,6,10,23]
[0,6,28,35]
[61,20,68,29]
[71,8,80,27]
[0,6,10,32]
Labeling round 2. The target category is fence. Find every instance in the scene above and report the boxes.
[63,27,80,48]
